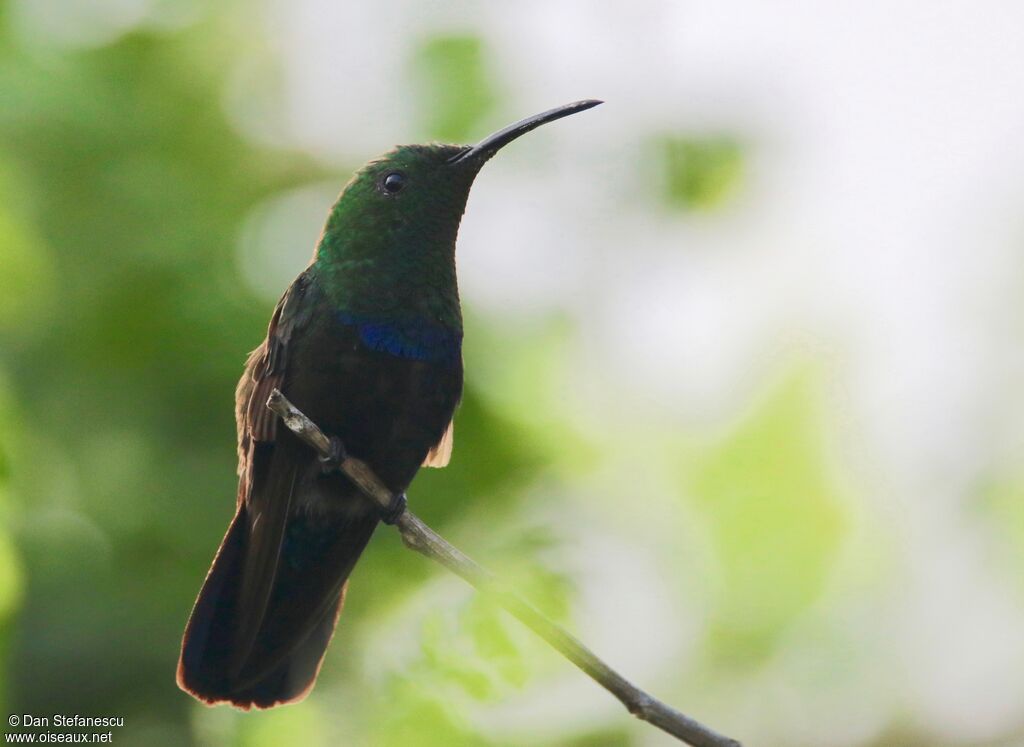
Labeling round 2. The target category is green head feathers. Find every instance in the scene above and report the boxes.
[312,100,603,329]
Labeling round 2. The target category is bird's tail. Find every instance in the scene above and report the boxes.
[177,501,377,709]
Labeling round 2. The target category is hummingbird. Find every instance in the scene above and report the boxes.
[177,100,602,709]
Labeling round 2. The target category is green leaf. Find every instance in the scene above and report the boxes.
[657,134,745,212]
[410,35,499,142]
[375,677,492,747]
[687,367,847,664]
[239,702,329,747]
[981,477,1024,588]
[0,167,55,336]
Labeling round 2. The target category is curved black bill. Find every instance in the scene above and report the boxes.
[449,99,603,165]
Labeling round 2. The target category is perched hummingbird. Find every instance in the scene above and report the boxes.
[177,100,602,709]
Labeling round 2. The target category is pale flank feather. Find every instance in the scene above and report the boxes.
[422,419,454,468]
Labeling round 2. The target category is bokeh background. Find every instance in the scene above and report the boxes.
[2,1,1023,745]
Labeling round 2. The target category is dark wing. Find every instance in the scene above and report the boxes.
[230,270,316,674]
[235,271,314,494]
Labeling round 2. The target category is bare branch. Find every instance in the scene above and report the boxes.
[266,389,741,747]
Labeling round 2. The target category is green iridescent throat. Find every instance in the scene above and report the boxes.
[312,143,478,333]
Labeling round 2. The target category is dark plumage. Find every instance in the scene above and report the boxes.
[177,101,601,709]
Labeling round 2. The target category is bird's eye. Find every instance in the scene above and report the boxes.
[382,172,405,194]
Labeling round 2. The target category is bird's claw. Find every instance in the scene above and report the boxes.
[318,436,347,474]
[317,436,404,522]
[381,492,407,525]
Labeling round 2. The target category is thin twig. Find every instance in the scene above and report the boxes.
[267,389,741,747]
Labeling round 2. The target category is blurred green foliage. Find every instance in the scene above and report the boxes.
[0,13,565,746]
[411,34,498,144]
[0,6,865,747]
[982,477,1024,593]
[657,134,745,212]
[688,369,847,665]
[0,168,54,334]
[0,20,312,744]
[0,380,26,716]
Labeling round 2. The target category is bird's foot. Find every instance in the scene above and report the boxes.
[318,436,347,474]
[381,492,407,525]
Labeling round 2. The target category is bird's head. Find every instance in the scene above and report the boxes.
[312,100,601,324]
[316,100,602,264]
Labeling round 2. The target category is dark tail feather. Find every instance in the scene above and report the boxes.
[177,508,249,704]
[222,584,347,708]
[177,503,376,709]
